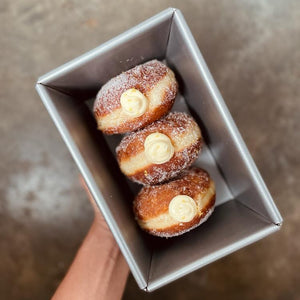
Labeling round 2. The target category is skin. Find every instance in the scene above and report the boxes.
[52,178,129,300]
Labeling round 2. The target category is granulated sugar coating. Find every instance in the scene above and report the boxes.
[132,142,201,185]
[93,59,178,134]
[94,60,170,116]
[133,167,216,238]
[116,112,203,185]
[116,112,200,155]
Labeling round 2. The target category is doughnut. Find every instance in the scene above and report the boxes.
[133,168,216,237]
[93,60,178,134]
[116,112,202,185]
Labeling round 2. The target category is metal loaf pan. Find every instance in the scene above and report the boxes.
[36,8,282,292]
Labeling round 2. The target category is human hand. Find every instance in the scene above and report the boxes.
[79,176,112,237]
[52,177,129,300]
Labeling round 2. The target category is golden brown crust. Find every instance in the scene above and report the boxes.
[133,168,216,238]
[93,60,178,134]
[127,139,202,185]
[134,168,211,219]
[117,112,199,161]
[99,89,175,135]
[145,195,215,237]
[116,112,202,185]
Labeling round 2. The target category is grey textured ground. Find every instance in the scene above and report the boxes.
[0,1,299,299]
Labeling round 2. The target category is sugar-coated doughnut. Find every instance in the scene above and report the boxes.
[116,112,202,185]
[93,60,178,134]
[133,168,216,238]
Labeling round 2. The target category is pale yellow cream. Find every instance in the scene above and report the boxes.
[168,195,197,223]
[120,88,148,117]
[144,132,174,164]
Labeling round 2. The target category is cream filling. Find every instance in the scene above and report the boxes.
[138,180,215,231]
[120,122,201,176]
[120,88,148,117]
[144,133,174,164]
[169,195,197,222]
[98,70,175,130]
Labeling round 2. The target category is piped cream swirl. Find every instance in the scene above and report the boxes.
[144,132,174,164]
[120,88,148,117]
[168,195,197,223]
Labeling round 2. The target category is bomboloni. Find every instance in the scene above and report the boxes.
[133,167,216,237]
[93,60,178,134]
[116,112,202,185]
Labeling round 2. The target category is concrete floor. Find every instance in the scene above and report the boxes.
[1,0,299,299]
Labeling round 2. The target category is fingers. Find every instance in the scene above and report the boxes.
[79,176,98,211]
[79,176,107,224]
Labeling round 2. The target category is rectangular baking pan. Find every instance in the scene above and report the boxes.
[36,8,282,291]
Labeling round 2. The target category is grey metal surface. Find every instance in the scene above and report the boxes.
[36,7,282,291]
[35,84,152,289]
[166,10,282,225]
[36,8,176,290]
